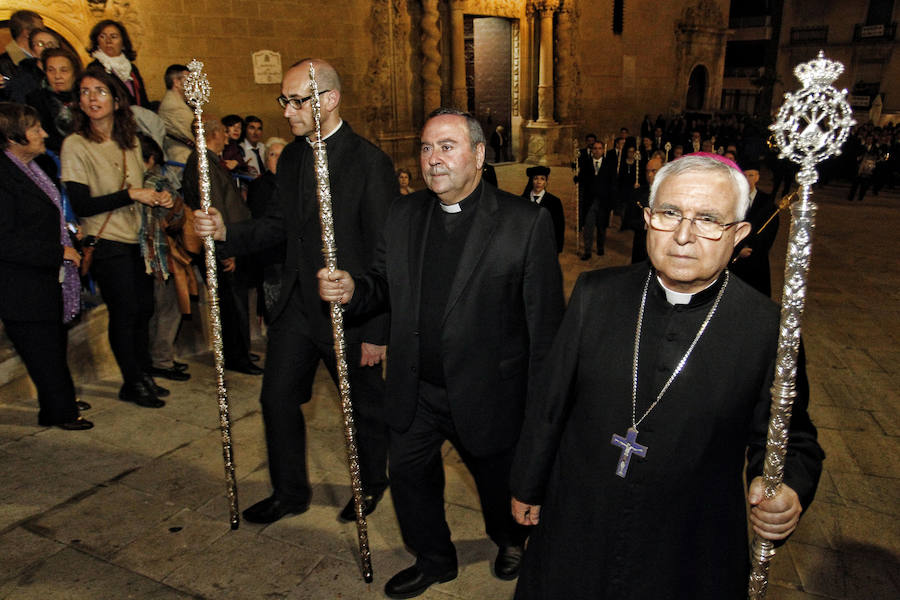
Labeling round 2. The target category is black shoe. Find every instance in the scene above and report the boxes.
[249,352,261,362]
[118,381,165,408]
[338,491,383,522]
[579,252,591,261]
[172,360,189,372]
[385,565,457,599]
[597,248,605,256]
[493,544,524,580]
[76,400,92,411]
[242,495,309,524]
[142,374,170,397]
[225,361,264,375]
[55,416,94,431]
[149,365,192,381]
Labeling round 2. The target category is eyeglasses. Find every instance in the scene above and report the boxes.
[80,87,110,97]
[34,41,59,49]
[647,208,740,241]
[276,89,331,110]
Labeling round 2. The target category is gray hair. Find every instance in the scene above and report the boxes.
[649,155,750,220]
[426,107,485,151]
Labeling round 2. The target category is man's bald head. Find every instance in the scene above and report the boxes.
[290,58,342,93]
[282,58,343,137]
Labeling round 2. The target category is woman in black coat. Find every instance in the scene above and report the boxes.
[0,102,91,430]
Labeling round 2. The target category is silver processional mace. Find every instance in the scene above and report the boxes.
[748,50,854,599]
[184,60,240,530]
[307,63,374,584]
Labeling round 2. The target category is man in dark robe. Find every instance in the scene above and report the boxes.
[510,154,824,599]
[192,59,393,525]
[730,160,780,297]
[318,108,564,599]
[523,165,565,253]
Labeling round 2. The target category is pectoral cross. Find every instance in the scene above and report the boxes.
[610,427,647,478]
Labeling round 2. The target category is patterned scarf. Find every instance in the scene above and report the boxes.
[5,150,80,323]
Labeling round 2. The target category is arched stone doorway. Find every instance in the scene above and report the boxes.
[686,64,708,111]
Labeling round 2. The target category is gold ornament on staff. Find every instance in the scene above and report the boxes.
[184,59,240,530]
[307,63,373,583]
[748,50,854,599]
[633,146,641,188]
[664,141,671,163]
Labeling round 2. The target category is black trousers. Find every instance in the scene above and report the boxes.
[90,241,154,384]
[259,289,389,504]
[2,317,78,425]
[218,263,252,365]
[582,200,610,253]
[389,379,527,576]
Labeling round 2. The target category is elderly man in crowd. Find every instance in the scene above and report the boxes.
[319,108,564,599]
[509,154,824,599]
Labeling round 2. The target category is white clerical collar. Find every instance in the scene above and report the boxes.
[440,202,462,213]
[306,119,344,145]
[657,276,717,305]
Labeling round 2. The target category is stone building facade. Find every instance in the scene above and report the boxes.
[2,0,732,168]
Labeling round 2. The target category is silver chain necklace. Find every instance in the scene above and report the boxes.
[610,270,729,478]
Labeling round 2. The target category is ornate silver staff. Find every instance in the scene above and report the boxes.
[748,50,853,599]
[184,59,240,530]
[307,63,373,583]
[572,137,582,256]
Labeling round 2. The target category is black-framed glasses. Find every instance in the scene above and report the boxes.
[647,208,740,241]
[276,89,331,110]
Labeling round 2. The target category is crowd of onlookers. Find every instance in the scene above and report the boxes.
[0,9,296,430]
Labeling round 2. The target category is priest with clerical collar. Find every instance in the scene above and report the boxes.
[509,153,824,599]
[319,107,564,599]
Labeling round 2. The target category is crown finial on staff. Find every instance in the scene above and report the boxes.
[769,51,855,185]
[185,59,211,109]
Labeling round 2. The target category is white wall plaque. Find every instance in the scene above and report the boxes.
[252,50,282,85]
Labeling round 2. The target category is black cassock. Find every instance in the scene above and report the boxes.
[511,264,823,599]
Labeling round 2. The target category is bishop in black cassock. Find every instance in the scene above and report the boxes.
[510,154,824,599]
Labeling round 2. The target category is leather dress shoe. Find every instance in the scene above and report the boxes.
[55,416,94,431]
[118,381,165,408]
[493,544,524,580]
[142,374,170,397]
[172,360,189,371]
[579,252,591,261]
[225,361,264,375]
[149,365,191,381]
[385,565,457,599]
[249,352,261,362]
[76,400,92,411]
[242,495,309,524]
[338,491,383,522]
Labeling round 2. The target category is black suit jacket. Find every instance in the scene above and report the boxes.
[578,155,615,209]
[730,189,779,296]
[0,153,65,321]
[222,122,395,344]
[525,191,565,253]
[349,182,565,456]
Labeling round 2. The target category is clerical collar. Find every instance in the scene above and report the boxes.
[305,119,344,145]
[438,182,482,213]
[656,274,720,305]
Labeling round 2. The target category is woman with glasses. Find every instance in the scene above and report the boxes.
[0,102,91,430]
[60,66,172,408]
[86,20,149,107]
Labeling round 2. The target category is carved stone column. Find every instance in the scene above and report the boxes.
[421,0,442,114]
[555,1,575,122]
[535,0,559,123]
[450,0,467,110]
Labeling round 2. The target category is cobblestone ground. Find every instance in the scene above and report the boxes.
[1,164,897,599]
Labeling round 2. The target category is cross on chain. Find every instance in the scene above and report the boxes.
[610,427,648,478]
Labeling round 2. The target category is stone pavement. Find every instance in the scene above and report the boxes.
[1,164,898,599]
